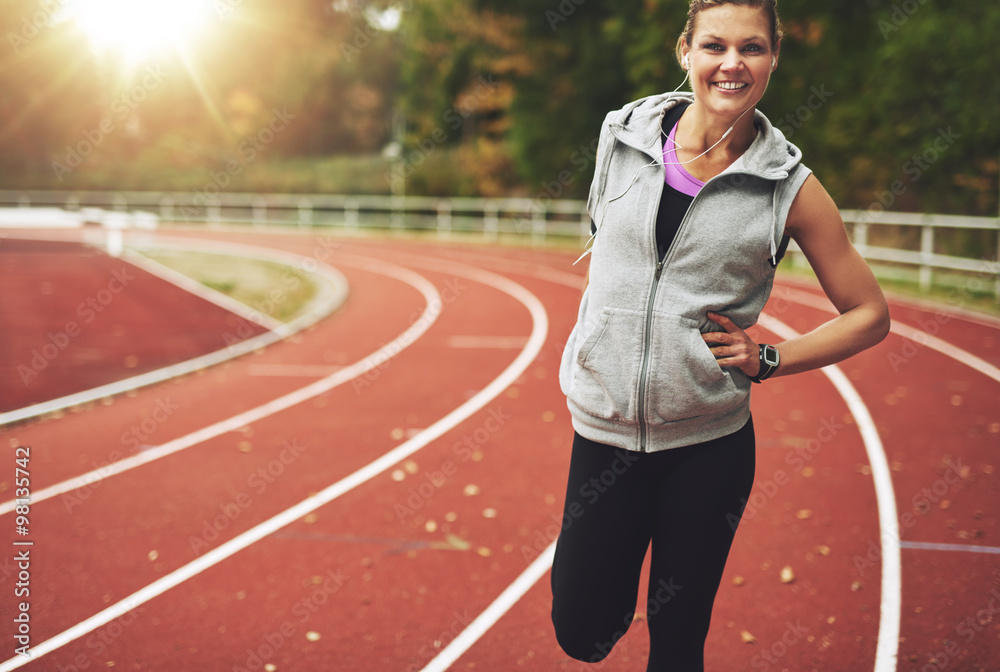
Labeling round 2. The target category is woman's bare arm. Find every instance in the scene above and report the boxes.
[769,174,890,376]
[704,174,890,377]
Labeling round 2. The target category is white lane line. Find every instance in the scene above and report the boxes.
[899,541,1000,555]
[758,312,900,672]
[122,249,285,331]
[416,309,903,672]
[371,246,587,290]
[419,544,557,672]
[887,321,1000,384]
[446,336,530,349]
[0,256,437,517]
[0,255,549,672]
[0,237,350,427]
[774,286,1000,383]
[775,274,1000,330]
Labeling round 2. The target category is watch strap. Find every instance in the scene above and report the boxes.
[750,344,779,383]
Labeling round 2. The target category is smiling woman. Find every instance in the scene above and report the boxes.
[551,0,890,670]
[62,0,214,63]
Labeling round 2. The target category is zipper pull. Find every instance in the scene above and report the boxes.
[654,260,663,281]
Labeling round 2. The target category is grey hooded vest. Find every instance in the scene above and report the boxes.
[559,92,812,452]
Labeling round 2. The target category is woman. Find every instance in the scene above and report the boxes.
[551,1,890,669]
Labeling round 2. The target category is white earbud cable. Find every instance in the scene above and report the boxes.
[576,67,757,265]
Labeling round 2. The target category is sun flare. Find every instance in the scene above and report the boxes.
[63,0,213,63]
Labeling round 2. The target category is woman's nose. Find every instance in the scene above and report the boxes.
[720,48,744,71]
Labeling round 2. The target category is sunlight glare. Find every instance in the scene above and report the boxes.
[65,0,213,62]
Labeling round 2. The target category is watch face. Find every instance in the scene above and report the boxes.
[763,345,780,367]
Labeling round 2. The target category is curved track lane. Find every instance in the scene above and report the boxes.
[1,229,997,672]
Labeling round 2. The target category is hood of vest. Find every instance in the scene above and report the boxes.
[604,92,804,264]
[608,92,802,180]
[561,92,813,452]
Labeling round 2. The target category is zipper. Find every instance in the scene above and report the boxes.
[610,110,786,450]
[635,180,706,450]
[635,146,667,452]
[634,167,727,450]
[637,258,663,451]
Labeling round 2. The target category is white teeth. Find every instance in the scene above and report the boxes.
[715,82,747,90]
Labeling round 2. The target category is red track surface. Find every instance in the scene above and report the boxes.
[1,228,997,672]
[0,238,268,412]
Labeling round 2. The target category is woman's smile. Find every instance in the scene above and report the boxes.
[712,80,750,93]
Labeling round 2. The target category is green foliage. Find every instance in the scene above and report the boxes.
[395,0,997,214]
[1,0,996,217]
[0,0,400,184]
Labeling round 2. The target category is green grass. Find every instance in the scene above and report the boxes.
[140,249,317,323]
[8,148,501,196]
[203,279,237,294]
[12,154,398,195]
[780,254,1000,317]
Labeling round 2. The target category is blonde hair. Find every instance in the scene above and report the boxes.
[674,0,784,66]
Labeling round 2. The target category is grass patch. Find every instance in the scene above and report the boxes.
[10,154,398,195]
[780,254,1000,317]
[140,249,317,323]
[874,274,999,317]
[8,148,507,196]
[203,279,237,294]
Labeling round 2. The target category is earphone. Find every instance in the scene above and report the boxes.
[575,53,770,265]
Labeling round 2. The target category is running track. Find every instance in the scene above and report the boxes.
[1,228,998,672]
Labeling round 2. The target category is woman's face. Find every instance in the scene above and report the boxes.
[683,4,777,119]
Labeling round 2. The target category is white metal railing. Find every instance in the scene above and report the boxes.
[0,190,591,243]
[1,190,997,298]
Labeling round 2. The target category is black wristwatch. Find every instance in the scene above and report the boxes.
[750,344,780,383]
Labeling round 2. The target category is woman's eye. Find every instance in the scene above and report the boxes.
[701,43,723,51]
[743,44,763,53]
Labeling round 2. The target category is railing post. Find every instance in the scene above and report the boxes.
[17,194,30,208]
[105,227,123,257]
[65,194,79,211]
[113,194,127,212]
[853,217,869,256]
[484,201,499,240]
[391,196,405,230]
[437,200,452,237]
[207,199,222,226]
[532,206,546,244]
[919,224,934,292]
[298,198,313,227]
[345,198,359,230]
[252,198,268,227]
[160,197,174,222]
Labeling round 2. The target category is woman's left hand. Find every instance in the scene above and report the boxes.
[702,312,760,378]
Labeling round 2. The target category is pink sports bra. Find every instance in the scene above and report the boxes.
[662,121,705,197]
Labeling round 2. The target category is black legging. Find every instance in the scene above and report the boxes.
[550,418,756,671]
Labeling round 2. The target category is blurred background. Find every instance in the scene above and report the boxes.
[1,4,998,670]
[0,0,996,216]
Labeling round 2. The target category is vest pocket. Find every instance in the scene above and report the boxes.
[645,313,748,423]
[568,307,644,422]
